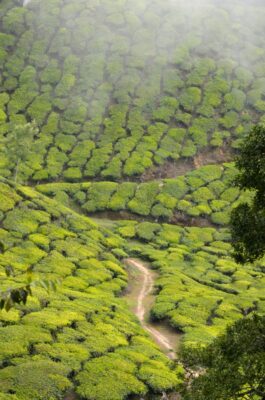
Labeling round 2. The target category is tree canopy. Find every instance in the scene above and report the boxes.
[230,125,265,263]
[181,314,265,400]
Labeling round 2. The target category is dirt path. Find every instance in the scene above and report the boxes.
[125,259,181,359]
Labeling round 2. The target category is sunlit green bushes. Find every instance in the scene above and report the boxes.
[128,182,160,216]
[118,221,265,347]
[0,180,180,399]
[82,182,118,212]
[0,360,71,400]
[77,354,146,400]
[37,163,251,226]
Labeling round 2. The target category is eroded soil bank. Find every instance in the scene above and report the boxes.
[88,210,214,228]
[141,145,234,182]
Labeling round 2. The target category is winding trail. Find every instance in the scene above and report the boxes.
[125,259,180,359]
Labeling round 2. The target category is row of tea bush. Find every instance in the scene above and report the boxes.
[0,0,265,181]
[37,163,252,225]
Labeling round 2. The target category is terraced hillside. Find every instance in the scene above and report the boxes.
[0,180,183,399]
[114,221,265,346]
[0,0,265,183]
[0,0,265,399]
[36,162,252,226]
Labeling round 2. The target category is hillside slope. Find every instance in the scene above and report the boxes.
[0,0,264,183]
[0,0,265,398]
[0,180,183,399]
[36,162,252,226]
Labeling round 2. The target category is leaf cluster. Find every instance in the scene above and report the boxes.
[181,315,265,400]
[230,125,265,263]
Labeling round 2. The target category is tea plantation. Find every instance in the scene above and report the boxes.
[0,0,265,182]
[0,0,265,399]
[36,163,253,225]
[113,220,265,347]
[0,179,183,399]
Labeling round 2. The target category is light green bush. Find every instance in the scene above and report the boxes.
[224,89,246,111]
[128,182,159,216]
[211,211,230,225]
[0,360,71,400]
[116,221,137,238]
[192,187,215,203]
[63,167,82,181]
[151,203,173,218]
[221,187,239,202]
[109,183,136,210]
[138,360,182,392]
[180,87,201,112]
[136,222,161,241]
[77,354,147,400]
[163,177,188,199]
[82,182,118,212]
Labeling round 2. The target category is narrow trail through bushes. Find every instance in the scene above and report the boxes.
[124,259,182,359]
[63,259,182,400]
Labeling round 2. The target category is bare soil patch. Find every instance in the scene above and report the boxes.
[141,145,234,181]
[89,210,215,228]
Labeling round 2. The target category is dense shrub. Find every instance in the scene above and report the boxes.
[82,182,118,212]
[77,355,147,400]
[0,1,265,396]
[128,182,160,216]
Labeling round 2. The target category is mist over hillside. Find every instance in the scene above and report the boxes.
[0,0,264,182]
[0,1,265,399]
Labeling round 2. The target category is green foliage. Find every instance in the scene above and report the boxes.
[230,125,265,263]
[109,183,136,210]
[138,360,182,392]
[0,325,52,360]
[77,354,146,400]
[0,360,71,400]
[180,87,202,112]
[83,182,118,212]
[128,182,160,216]
[136,222,161,241]
[181,315,265,400]
[0,1,263,182]
[4,123,39,183]
[0,1,265,398]
[118,221,265,347]
[0,180,180,399]
[0,182,21,211]
[37,162,252,226]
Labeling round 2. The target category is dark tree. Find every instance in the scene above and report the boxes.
[230,125,265,263]
[181,315,265,400]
